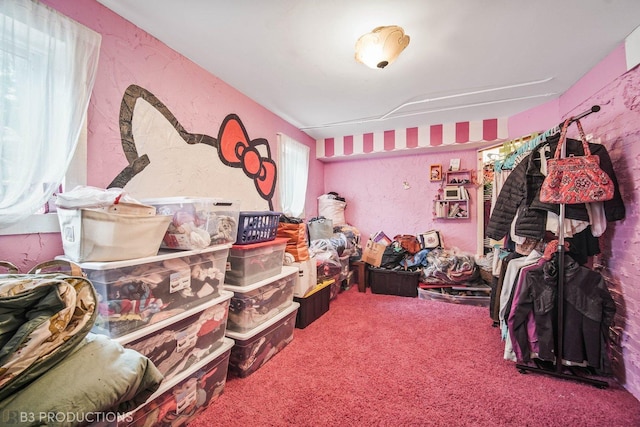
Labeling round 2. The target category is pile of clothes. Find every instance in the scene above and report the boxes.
[373,236,480,285]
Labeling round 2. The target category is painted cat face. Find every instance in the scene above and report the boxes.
[109,85,276,211]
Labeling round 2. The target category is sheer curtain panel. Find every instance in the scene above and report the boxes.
[277,133,309,218]
[0,0,101,228]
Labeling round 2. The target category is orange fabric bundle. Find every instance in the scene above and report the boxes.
[277,222,310,261]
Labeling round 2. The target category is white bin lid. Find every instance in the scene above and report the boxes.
[223,265,298,293]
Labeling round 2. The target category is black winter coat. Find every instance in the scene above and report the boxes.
[510,254,616,372]
[486,136,625,241]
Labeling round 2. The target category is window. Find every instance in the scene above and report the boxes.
[276,133,309,218]
[0,0,100,233]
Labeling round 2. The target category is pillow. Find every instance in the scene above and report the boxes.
[0,333,164,421]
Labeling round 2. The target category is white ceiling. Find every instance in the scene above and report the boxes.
[96,0,640,140]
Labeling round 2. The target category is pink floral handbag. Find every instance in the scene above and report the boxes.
[539,118,614,204]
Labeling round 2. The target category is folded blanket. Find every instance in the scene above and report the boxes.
[0,333,164,425]
[0,273,97,401]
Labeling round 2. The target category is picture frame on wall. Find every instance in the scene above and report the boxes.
[449,158,461,171]
[430,164,442,181]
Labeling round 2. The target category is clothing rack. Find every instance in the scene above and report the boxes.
[495,105,601,171]
[515,105,608,388]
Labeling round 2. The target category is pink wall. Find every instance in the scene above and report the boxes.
[2,0,640,402]
[323,150,479,254]
[0,0,323,272]
[561,63,640,400]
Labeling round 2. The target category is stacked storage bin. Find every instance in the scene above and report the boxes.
[223,212,300,378]
[293,278,333,329]
[60,197,240,426]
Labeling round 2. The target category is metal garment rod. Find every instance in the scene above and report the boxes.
[515,104,608,388]
[495,105,601,171]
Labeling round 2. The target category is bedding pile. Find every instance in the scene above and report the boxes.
[0,268,163,423]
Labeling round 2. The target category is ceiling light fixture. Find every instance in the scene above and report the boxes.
[355,25,410,69]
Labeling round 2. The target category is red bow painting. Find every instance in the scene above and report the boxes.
[217,114,277,201]
[110,86,277,211]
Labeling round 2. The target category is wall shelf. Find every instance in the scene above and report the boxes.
[445,169,472,185]
[433,200,469,219]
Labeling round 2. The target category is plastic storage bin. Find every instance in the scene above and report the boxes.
[417,287,490,307]
[226,302,299,378]
[121,337,234,427]
[225,238,287,286]
[224,266,297,332]
[235,211,280,244]
[57,207,171,262]
[62,244,230,338]
[291,257,318,298]
[115,290,233,381]
[294,279,332,329]
[369,268,420,297]
[142,197,240,250]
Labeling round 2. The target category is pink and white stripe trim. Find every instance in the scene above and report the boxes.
[316,118,507,160]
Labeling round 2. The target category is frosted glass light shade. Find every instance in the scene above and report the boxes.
[355,25,410,69]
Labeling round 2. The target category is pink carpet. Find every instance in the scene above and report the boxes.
[190,287,640,426]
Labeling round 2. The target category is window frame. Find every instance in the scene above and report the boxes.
[0,118,87,235]
[276,133,309,219]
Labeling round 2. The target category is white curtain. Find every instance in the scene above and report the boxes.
[277,133,309,218]
[0,0,101,228]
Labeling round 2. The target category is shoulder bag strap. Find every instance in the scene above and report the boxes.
[552,117,573,159]
[574,119,592,156]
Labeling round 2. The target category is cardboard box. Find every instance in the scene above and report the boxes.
[361,238,386,267]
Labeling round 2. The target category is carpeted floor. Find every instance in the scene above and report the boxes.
[189,286,640,427]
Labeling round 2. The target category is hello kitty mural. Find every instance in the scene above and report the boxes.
[109,85,276,211]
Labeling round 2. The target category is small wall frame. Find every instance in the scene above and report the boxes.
[430,164,442,181]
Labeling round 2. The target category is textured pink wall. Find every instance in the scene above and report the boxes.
[0,0,323,272]
[567,65,640,400]
[323,150,479,254]
[508,98,560,138]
